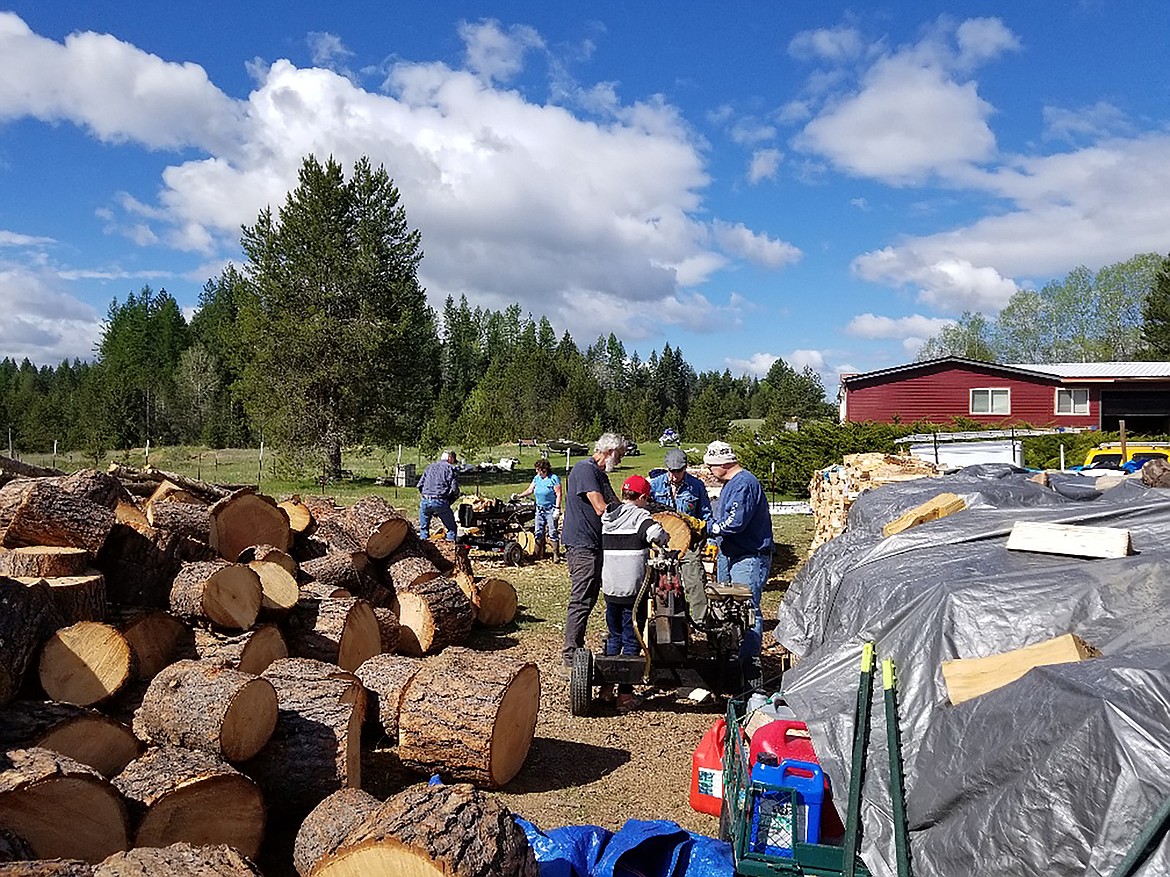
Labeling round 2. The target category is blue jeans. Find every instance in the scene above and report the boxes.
[419,498,456,541]
[718,550,771,684]
[604,598,640,657]
[534,505,559,542]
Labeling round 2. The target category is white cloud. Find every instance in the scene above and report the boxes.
[730,119,775,146]
[748,149,782,184]
[307,32,353,70]
[845,312,953,339]
[788,26,864,63]
[0,11,243,153]
[458,19,544,84]
[1042,101,1132,144]
[788,348,825,371]
[712,221,801,268]
[853,249,1018,311]
[849,197,870,211]
[0,266,101,363]
[725,352,778,376]
[793,17,1019,184]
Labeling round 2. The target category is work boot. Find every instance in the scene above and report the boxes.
[534,539,546,562]
[551,540,561,563]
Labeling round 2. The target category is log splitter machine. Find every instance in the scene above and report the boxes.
[570,546,756,715]
[455,497,536,566]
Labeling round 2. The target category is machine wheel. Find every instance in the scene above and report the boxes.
[569,647,594,716]
[503,540,525,566]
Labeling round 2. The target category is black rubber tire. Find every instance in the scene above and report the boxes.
[503,540,524,566]
[569,647,594,716]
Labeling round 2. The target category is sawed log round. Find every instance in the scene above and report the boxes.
[132,659,278,763]
[95,841,262,876]
[341,495,410,560]
[208,489,291,562]
[293,788,380,877]
[169,560,262,630]
[0,576,62,705]
[38,622,135,707]
[188,624,288,676]
[113,746,264,858]
[284,596,380,672]
[397,647,540,788]
[392,576,474,656]
[0,748,129,863]
[0,700,141,778]
[309,782,538,877]
[1,546,91,578]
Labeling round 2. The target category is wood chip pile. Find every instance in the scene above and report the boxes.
[807,452,943,552]
[0,457,538,875]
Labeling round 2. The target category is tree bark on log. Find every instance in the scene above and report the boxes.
[354,653,421,741]
[471,577,518,627]
[392,577,474,656]
[237,543,296,573]
[311,782,538,877]
[292,788,380,877]
[112,747,264,859]
[108,609,188,681]
[18,572,107,626]
[398,647,539,789]
[341,496,410,560]
[298,582,351,600]
[384,547,442,593]
[0,748,129,863]
[207,490,290,562]
[0,455,65,483]
[0,862,95,876]
[143,479,203,510]
[0,547,91,579]
[300,495,343,523]
[283,597,380,672]
[104,465,230,504]
[298,552,375,602]
[184,625,288,676]
[278,496,316,537]
[416,536,461,575]
[0,577,62,705]
[57,471,132,513]
[132,660,277,763]
[0,701,141,779]
[93,842,262,877]
[242,658,365,820]
[371,607,400,654]
[310,518,361,555]
[146,502,211,543]
[169,561,262,631]
[0,482,115,555]
[38,622,135,707]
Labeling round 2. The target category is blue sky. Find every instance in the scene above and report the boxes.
[2,3,1169,387]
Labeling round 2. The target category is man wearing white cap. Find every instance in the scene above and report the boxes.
[416,449,460,541]
[704,440,772,689]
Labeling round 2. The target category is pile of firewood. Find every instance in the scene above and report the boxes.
[807,452,943,551]
[0,459,538,874]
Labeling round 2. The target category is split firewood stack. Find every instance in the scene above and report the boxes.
[0,463,538,873]
[807,452,943,551]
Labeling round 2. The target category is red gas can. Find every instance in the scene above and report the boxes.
[689,717,726,815]
[749,719,845,841]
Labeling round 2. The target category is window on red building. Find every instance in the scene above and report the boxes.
[971,388,1010,415]
[1055,388,1089,415]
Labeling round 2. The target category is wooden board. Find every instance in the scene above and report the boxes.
[1005,521,1132,559]
[882,492,966,537]
[942,633,1101,705]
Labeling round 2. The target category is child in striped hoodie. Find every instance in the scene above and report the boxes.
[600,474,670,713]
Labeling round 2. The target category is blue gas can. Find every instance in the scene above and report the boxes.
[748,757,825,857]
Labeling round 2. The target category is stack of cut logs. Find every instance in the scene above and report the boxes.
[0,458,539,875]
[807,452,943,552]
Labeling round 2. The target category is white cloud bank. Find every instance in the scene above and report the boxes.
[0,13,803,355]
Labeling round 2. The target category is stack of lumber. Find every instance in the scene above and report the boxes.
[808,453,943,551]
[0,464,539,873]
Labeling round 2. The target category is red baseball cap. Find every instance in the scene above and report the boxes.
[622,474,652,496]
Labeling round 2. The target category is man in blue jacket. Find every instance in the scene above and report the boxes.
[705,440,772,690]
[417,449,460,541]
[649,448,713,623]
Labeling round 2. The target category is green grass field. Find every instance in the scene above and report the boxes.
[20,440,800,512]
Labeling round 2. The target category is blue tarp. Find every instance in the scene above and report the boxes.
[517,818,735,877]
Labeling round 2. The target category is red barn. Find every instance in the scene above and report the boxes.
[840,358,1170,432]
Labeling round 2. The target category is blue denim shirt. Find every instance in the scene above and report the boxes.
[710,469,773,557]
[416,460,459,503]
[649,471,713,524]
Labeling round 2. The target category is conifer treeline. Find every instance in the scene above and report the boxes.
[0,287,833,461]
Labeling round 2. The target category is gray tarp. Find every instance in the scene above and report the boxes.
[776,465,1170,877]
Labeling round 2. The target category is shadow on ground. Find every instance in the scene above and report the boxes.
[504,737,632,792]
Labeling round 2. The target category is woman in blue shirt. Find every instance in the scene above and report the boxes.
[515,457,563,561]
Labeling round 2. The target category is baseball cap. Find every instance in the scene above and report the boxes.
[703,441,737,465]
[664,448,688,471]
[621,474,652,496]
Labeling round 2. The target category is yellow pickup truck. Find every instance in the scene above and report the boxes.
[1082,442,1170,470]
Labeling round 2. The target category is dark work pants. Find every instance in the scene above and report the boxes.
[562,546,603,666]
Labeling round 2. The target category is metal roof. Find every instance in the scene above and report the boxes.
[1004,362,1170,379]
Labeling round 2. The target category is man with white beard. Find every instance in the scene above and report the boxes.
[559,433,626,674]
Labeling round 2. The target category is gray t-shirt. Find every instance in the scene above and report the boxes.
[561,457,616,551]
